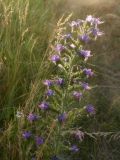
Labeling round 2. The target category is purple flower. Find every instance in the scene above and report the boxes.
[27,113,39,122]
[92,18,104,26]
[70,19,83,27]
[86,15,104,26]
[55,44,64,52]
[83,68,94,77]
[58,112,67,123]
[46,89,54,96]
[86,15,93,22]
[74,130,84,141]
[70,21,78,27]
[86,104,95,115]
[79,34,90,43]
[35,136,44,146]
[81,82,91,90]
[91,28,104,37]
[51,155,60,160]
[39,102,49,110]
[56,78,64,86]
[79,50,91,61]
[43,80,53,87]
[70,145,79,152]
[73,91,82,100]
[22,131,32,139]
[51,55,60,63]
[64,33,72,39]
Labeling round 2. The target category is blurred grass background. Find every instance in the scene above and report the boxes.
[0,0,120,159]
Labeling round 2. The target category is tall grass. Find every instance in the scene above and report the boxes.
[0,0,52,116]
[0,0,55,159]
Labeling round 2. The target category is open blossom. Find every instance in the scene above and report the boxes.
[91,28,104,37]
[86,104,95,115]
[58,112,67,123]
[35,136,44,146]
[70,145,79,152]
[81,82,91,90]
[92,17,104,26]
[86,15,93,22]
[51,55,60,63]
[39,102,49,110]
[27,113,39,122]
[70,19,84,27]
[55,44,64,52]
[43,80,53,87]
[56,78,64,86]
[79,50,91,61]
[22,131,32,139]
[83,68,94,77]
[73,91,82,100]
[86,15,104,26]
[79,34,90,43]
[46,89,54,96]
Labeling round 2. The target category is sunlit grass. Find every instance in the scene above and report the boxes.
[0,0,55,158]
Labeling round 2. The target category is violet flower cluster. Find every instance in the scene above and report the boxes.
[21,15,103,159]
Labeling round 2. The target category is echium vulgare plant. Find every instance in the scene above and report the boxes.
[20,15,104,160]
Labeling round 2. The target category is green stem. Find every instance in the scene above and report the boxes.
[55,54,75,155]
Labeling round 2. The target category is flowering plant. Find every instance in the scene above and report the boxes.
[20,14,104,160]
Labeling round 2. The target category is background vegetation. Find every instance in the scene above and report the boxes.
[0,0,120,159]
